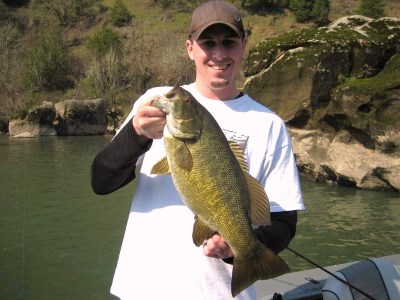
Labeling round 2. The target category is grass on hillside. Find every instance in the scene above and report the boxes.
[2,0,399,121]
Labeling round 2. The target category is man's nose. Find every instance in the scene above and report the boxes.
[212,43,227,60]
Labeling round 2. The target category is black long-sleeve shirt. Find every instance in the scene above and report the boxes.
[91,118,297,255]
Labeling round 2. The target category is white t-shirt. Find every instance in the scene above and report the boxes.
[110,84,305,299]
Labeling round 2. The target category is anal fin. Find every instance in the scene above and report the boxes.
[192,216,215,247]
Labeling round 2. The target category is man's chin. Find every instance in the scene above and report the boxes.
[210,80,229,89]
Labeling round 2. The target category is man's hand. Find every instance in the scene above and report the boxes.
[132,96,166,141]
[203,233,234,259]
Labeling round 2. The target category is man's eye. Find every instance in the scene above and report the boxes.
[223,40,236,48]
[202,41,215,48]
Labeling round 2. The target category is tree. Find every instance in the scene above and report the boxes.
[47,0,75,26]
[109,0,133,27]
[88,48,127,106]
[240,0,291,13]
[311,0,330,26]
[22,27,71,91]
[0,20,25,117]
[45,0,105,27]
[289,0,313,22]
[356,0,384,19]
[2,0,29,7]
[87,27,126,106]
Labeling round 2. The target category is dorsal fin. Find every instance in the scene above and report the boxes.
[165,84,180,98]
[244,173,271,225]
[229,141,248,172]
[229,141,270,226]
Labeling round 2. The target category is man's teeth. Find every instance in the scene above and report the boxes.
[211,64,228,70]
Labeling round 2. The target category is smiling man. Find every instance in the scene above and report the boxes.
[187,0,247,99]
[91,1,305,299]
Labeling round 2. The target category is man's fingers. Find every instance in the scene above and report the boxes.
[203,234,234,259]
[132,99,167,139]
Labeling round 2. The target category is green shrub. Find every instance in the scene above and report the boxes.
[87,26,122,59]
[240,0,287,12]
[289,0,313,22]
[2,0,29,7]
[22,27,71,91]
[289,0,330,24]
[109,0,133,27]
[310,0,330,26]
[151,0,202,12]
[0,20,26,118]
[88,48,128,106]
[45,0,105,27]
[356,0,385,19]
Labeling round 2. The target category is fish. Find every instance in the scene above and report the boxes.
[150,85,290,297]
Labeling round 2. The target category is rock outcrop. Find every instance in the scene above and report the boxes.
[9,98,107,137]
[244,16,400,191]
[54,99,107,136]
[9,101,57,137]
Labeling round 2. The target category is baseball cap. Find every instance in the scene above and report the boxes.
[189,0,245,40]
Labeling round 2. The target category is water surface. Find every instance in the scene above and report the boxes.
[0,135,399,299]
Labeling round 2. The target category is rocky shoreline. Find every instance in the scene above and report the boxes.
[7,99,108,137]
[2,16,399,192]
[242,15,400,192]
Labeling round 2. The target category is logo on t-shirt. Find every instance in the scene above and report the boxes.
[222,129,248,151]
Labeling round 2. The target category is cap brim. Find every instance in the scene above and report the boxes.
[190,21,243,40]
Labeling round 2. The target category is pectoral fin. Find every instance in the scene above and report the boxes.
[175,141,193,171]
[150,157,170,175]
[192,216,215,247]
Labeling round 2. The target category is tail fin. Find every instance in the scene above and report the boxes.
[231,244,290,297]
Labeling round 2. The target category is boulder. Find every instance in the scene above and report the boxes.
[9,101,57,137]
[243,16,400,191]
[54,99,107,135]
[9,98,107,136]
[0,119,8,132]
[291,128,400,191]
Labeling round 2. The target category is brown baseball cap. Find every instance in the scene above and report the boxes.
[189,0,245,40]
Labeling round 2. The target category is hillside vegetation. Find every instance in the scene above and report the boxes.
[1,0,399,125]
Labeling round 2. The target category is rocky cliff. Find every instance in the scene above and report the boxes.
[244,16,400,191]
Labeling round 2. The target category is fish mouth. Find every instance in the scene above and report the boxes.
[167,116,201,140]
[150,96,172,114]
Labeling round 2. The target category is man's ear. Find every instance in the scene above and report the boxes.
[186,39,194,61]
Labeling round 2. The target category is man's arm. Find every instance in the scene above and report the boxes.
[204,211,297,262]
[91,96,167,195]
[91,118,152,195]
[253,210,297,253]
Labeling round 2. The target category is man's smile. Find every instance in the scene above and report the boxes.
[209,64,230,70]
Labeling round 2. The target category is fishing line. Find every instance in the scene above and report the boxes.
[20,141,27,298]
[286,247,377,300]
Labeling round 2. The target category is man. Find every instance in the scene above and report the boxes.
[91,1,305,299]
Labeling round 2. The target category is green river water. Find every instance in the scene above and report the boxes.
[1,135,399,299]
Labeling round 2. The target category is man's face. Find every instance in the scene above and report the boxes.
[186,24,247,99]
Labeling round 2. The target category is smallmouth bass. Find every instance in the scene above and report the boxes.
[150,85,290,297]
